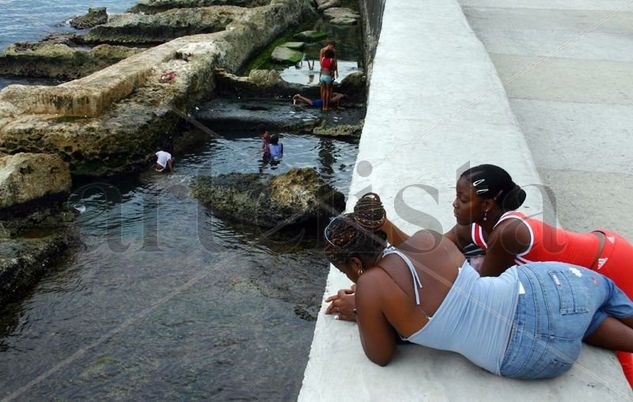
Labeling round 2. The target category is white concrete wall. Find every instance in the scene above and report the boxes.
[298,0,632,400]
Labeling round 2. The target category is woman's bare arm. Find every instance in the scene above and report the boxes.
[356,273,397,366]
[444,224,472,251]
[381,218,411,247]
[479,219,531,277]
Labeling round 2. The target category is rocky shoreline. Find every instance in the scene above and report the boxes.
[0,0,366,306]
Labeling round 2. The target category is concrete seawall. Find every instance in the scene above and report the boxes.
[298,0,632,400]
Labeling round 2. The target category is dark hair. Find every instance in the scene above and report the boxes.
[460,164,526,211]
[270,134,279,145]
[324,193,387,264]
[256,123,267,134]
[324,49,335,59]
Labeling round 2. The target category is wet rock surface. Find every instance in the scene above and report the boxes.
[0,153,71,210]
[214,69,367,103]
[0,153,76,307]
[193,97,364,136]
[83,6,242,45]
[69,7,109,30]
[0,230,76,307]
[0,41,141,80]
[190,167,345,229]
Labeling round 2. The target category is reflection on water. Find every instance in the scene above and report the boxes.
[280,60,361,86]
[0,132,358,400]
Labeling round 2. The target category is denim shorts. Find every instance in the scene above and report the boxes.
[499,262,633,379]
[320,74,333,84]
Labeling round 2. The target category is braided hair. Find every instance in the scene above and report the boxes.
[460,164,526,211]
[324,193,387,265]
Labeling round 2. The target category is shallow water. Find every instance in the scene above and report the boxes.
[0,0,137,90]
[0,1,363,398]
[0,132,358,400]
[0,0,136,52]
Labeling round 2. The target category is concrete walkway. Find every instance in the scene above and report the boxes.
[460,0,633,241]
[299,0,632,400]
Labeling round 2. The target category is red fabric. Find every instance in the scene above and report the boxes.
[472,217,633,389]
[617,351,633,390]
[471,212,600,267]
[321,57,333,69]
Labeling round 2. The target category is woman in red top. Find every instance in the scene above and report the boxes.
[319,48,337,111]
[443,164,633,387]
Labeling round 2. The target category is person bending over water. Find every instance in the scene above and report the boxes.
[292,93,345,109]
[324,193,633,378]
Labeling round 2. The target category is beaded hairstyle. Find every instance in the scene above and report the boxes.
[324,193,387,265]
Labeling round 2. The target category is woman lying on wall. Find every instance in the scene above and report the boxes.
[327,165,633,386]
[323,193,633,378]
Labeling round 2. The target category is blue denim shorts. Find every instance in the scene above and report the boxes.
[500,262,633,379]
[320,74,333,84]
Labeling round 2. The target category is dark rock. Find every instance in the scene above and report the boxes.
[313,121,363,137]
[172,128,214,154]
[0,229,76,306]
[194,98,321,132]
[338,71,366,99]
[190,168,345,229]
[0,42,141,80]
[70,7,109,30]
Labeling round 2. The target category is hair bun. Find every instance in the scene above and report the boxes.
[353,192,386,230]
[501,184,526,210]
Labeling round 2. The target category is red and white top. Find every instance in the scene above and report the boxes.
[471,211,600,267]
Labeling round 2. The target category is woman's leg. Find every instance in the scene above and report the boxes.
[320,82,326,110]
[585,316,633,351]
[588,234,633,388]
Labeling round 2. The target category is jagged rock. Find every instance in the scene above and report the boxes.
[83,6,242,45]
[190,168,345,229]
[70,7,109,30]
[313,121,363,137]
[0,229,76,306]
[0,153,76,307]
[0,42,141,80]
[338,71,366,96]
[271,46,303,64]
[293,30,327,42]
[249,69,284,87]
[214,69,313,98]
[194,98,321,131]
[282,41,305,50]
[323,7,360,25]
[0,153,71,211]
